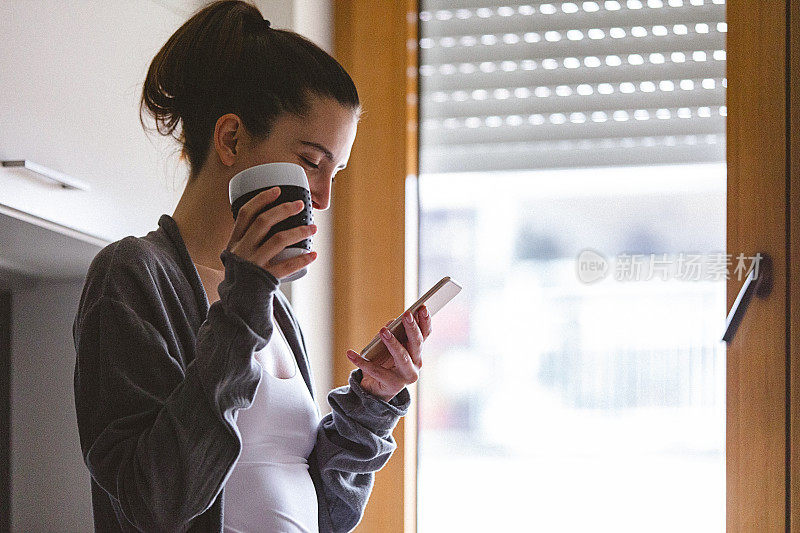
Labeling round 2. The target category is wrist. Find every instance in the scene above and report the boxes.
[216,249,280,339]
[325,368,410,437]
[349,368,411,413]
[373,388,401,403]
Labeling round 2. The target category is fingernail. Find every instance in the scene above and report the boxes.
[404,313,413,324]
[346,350,356,359]
[421,306,429,318]
[381,328,391,339]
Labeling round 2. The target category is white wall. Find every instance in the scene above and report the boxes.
[0,0,191,241]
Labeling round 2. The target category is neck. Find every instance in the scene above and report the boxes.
[172,170,233,271]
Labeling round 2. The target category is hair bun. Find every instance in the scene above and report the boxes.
[139,0,360,179]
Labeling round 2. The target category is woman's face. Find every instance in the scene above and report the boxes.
[234,94,359,211]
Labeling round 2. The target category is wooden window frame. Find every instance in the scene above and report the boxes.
[334,0,800,530]
[728,1,800,529]
[332,1,420,532]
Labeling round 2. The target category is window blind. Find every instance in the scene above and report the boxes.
[418,0,726,173]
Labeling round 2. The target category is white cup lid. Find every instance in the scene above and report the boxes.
[229,162,309,205]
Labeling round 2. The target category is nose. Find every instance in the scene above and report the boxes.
[310,178,332,211]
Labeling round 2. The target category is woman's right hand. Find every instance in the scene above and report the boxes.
[225,186,318,280]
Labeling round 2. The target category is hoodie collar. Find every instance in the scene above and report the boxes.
[157,213,211,321]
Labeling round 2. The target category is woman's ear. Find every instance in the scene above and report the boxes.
[213,113,242,166]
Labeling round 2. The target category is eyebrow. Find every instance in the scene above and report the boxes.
[300,140,347,169]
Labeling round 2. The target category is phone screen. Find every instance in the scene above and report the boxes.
[359,276,462,362]
[411,278,462,317]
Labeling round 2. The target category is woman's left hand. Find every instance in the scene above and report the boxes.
[346,304,431,403]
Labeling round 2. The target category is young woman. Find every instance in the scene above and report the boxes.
[72,2,430,531]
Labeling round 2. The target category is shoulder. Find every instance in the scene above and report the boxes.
[86,236,163,292]
[76,235,175,324]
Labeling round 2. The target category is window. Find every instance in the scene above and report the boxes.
[417,1,727,530]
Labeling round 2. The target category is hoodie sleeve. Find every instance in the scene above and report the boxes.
[311,367,411,532]
[73,247,280,532]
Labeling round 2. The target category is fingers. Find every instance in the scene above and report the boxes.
[238,200,306,258]
[380,320,396,369]
[400,310,424,368]
[347,350,401,388]
[345,305,433,396]
[254,223,317,269]
[225,189,317,281]
[379,326,419,383]
[415,304,432,341]
[266,249,318,280]
[230,187,281,245]
[365,319,394,368]
[354,311,431,383]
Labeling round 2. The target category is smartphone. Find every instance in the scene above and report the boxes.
[359,276,462,363]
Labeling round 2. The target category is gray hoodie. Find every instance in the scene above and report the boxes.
[72,214,410,532]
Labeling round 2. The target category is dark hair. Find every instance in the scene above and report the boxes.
[140,0,362,179]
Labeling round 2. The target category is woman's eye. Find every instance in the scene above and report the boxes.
[300,156,319,169]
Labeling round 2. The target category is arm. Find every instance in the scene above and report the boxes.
[73,248,279,531]
[310,304,431,532]
[311,367,411,533]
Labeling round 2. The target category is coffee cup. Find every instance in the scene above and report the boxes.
[228,162,313,283]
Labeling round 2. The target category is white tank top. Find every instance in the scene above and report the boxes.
[223,314,321,533]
